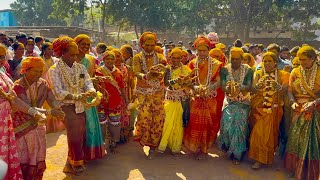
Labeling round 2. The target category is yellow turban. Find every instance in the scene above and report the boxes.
[170,47,182,56]
[209,48,224,58]
[215,43,226,50]
[181,50,188,56]
[194,36,210,49]
[106,46,114,51]
[297,45,317,59]
[262,52,277,62]
[21,57,45,74]
[74,34,91,44]
[242,53,255,67]
[139,32,157,47]
[155,46,164,54]
[112,49,121,56]
[102,51,116,60]
[230,47,244,59]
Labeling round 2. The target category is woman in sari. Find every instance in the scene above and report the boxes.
[95,51,127,152]
[218,48,253,165]
[249,52,290,169]
[0,43,26,180]
[132,32,166,159]
[41,42,65,133]
[184,36,222,160]
[113,49,130,143]
[284,46,320,180]
[158,48,192,154]
[8,42,25,81]
[74,34,105,160]
[12,57,65,180]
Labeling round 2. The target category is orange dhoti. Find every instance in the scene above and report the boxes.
[183,97,220,153]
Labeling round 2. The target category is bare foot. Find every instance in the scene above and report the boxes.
[171,152,180,157]
[63,164,75,174]
[251,161,262,170]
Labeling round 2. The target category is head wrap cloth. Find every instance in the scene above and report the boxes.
[193,36,210,49]
[52,36,76,58]
[21,57,45,74]
[230,47,244,59]
[139,32,157,48]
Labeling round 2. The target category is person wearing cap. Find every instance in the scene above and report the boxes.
[218,47,253,165]
[24,37,40,57]
[207,32,219,49]
[47,36,96,175]
[249,52,289,169]
[284,46,320,180]
[0,45,51,180]
[94,50,127,153]
[12,57,65,179]
[74,34,106,161]
[132,32,166,159]
[184,36,222,160]
[158,47,192,155]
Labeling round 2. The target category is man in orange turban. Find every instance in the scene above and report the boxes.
[48,36,96,175]
[184,35,223,160]
[209,48,227,66]
[20,57,45,74]
[132,31,166,159]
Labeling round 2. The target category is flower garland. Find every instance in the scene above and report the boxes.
[258,68,282,114]
[58,60,81,90]
[300,62,317,94]
[195,57,213,87]
[226,64,246,100]
[141,50,159,74]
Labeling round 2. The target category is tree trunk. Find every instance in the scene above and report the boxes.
[303,16,309,43]
[100,0,107,42]
[134,24,139,39]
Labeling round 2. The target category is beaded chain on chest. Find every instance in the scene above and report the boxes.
[227,64,246,85]
[195,57,213,86]
[300,63,317,94]
[58,60,81,89]
[141,51,159,74]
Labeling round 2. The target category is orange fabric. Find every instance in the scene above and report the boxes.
[74,34,91,44]
[52,36,75,58]
[102,51,115,59]
[193,36,210,49]
[155,46,164,54]
[20,57,45,74]
[243,53,255,67]
[184,58,222,153]
[230,47,244,59]
[139,32,157,47]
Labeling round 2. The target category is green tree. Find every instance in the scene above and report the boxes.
[10,0,65,26]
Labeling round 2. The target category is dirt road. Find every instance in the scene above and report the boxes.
[43,131,290,180]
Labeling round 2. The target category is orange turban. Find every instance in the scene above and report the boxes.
[194,36,210,49]
[21,57,45,74]
[106,46,114,51]
[53,36,76,58]
[243,53,255,67]
[209,48,224,58]
[170,47,182,56]
[139,32,157,48]
[102,51,116,60]
[74,34,91,44]
[230,47,244,59]
[297,45,317,59]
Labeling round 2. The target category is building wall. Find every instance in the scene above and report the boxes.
[0,10,17,27]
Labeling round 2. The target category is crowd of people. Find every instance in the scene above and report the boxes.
[0,31,319,180]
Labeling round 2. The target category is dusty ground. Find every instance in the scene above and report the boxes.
[44,131,291,180]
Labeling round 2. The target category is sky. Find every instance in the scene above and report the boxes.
[0,0,15,10]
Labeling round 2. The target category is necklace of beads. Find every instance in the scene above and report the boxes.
[227,64,245,85]
[141,51,159,74]
[300,62,317,94]
[58,60,81,89]
[195,56,213,86]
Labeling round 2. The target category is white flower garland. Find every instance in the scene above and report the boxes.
[58,60,81,90]
[195,57,213,86]
[300,62,317,94]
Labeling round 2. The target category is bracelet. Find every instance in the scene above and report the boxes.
[28,107,39,117]
[312,100,317,107]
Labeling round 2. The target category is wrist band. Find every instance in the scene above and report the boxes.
[28,108,38,117]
